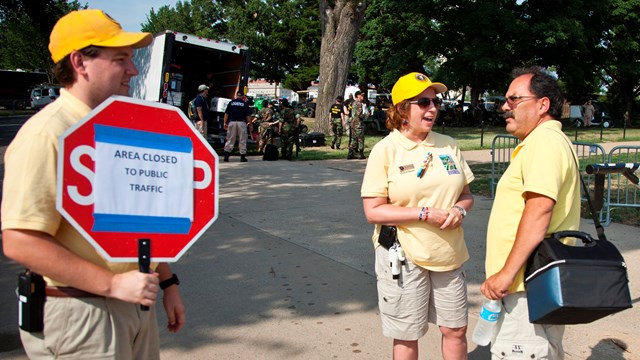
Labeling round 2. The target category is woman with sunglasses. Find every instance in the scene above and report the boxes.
[361,72,474,360]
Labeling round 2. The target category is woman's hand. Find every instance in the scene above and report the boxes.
[425,207,463,230]
[439,207,465,230]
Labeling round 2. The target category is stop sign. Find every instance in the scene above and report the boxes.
[56,96,218,262]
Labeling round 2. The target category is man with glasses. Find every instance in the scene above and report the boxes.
[480,66,581,359]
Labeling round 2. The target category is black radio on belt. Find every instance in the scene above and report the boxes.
[18,269,45,332]
[378,225,398,249]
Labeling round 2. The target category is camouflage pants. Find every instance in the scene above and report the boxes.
[280,123,295,160]
[348,122,364,157]
[258,123,273,152]
[331,118,343,149]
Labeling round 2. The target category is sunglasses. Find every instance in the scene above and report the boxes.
[506,95,538,107]
[409,97,441,108]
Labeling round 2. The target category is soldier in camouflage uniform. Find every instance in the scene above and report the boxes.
[278,99,298,160]
[330,95,344,149]
[257,100,277,154]
[348,91,366,159]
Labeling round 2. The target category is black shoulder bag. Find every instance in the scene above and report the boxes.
[524,139,632,325]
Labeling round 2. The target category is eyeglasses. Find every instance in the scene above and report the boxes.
[409,97,441,108]
[506,95,538,107]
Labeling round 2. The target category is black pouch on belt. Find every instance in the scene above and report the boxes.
[378,225,397,249]
[18,269,45,332]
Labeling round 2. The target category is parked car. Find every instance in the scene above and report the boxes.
[30,84,62,111]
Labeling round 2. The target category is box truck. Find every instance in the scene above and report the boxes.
[131,30,251,132]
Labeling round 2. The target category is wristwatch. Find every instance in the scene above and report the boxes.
[160,273,180,290]
[452,205,467,218]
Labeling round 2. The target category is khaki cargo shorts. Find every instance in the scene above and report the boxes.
[374,245,468,340]
[490,292,564,359]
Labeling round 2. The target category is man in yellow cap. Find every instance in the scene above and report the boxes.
[2,9,185,359]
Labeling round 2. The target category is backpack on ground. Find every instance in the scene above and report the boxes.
[263,144,279,161]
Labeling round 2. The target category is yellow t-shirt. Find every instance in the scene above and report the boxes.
[485,120,581,293]
[361,129,475,271]
[1,90,147,286]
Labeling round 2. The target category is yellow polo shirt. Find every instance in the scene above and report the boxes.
[2,90,144,286]
[485,120,581,293]
[361,129,475,271]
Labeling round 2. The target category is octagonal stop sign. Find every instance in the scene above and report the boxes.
[56,96,218,262]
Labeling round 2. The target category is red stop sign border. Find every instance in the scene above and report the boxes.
[56,96,218,262]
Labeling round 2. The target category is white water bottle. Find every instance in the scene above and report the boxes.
[472,299,501,346]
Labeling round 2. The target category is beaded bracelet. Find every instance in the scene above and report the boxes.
[418,207,430,222]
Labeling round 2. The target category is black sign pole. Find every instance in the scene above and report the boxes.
[138,238,151,311]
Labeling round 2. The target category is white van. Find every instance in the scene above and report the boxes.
[30,84,62,111]
[569,101,613,128]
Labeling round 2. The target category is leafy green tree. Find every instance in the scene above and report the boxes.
[141,0,320,95]
[222,0,320,87]
[426,1,524,105]
[597,0,640,126]
[141,0,226,39]
[522,0,607,101]
[354,0,435,91]
[0,0,83,76]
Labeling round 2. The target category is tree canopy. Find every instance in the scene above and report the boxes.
[0,0,84,77]
[1,0,639,123]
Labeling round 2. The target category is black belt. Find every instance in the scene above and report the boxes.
[230,120,246,122]
[46,286,100,298]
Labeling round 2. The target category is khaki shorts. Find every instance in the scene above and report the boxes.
[375,245,468,341]
[20,296,159,360]
[490,292,564,359]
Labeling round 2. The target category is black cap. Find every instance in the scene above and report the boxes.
[354,91,363,97]
[236,91,244,97]
[336,95,343,101]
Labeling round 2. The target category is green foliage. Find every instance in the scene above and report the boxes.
[355,1,434,89]
[141,0,225,38]
[599,0,640,124]
[223,0,320,87]
[4,0,638,124]
[140,0,320,90]
[0,0,84,73]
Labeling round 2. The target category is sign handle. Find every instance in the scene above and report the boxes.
[138,238,151,311]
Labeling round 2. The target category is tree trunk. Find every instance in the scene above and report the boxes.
[316,0,367,135]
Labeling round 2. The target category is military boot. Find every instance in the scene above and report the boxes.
[240,155,248,162]
[224,152,230,162]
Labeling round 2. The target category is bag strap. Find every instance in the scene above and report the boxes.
[560,135,607,241]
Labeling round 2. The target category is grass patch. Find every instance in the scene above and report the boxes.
[468,163,494,198]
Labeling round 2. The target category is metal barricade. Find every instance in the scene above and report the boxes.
[605,146,640,225]
[490,135,519,198]
[572,142,607,224]
[490,136,608,224]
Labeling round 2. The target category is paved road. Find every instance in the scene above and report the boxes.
[0,120,638,358]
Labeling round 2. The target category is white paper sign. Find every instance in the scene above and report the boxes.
[92,124,193,234]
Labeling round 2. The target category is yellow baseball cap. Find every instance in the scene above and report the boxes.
[391,72,447,105]
[49,9,153,63]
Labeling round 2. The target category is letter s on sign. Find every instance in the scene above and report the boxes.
[68,145,95,206]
